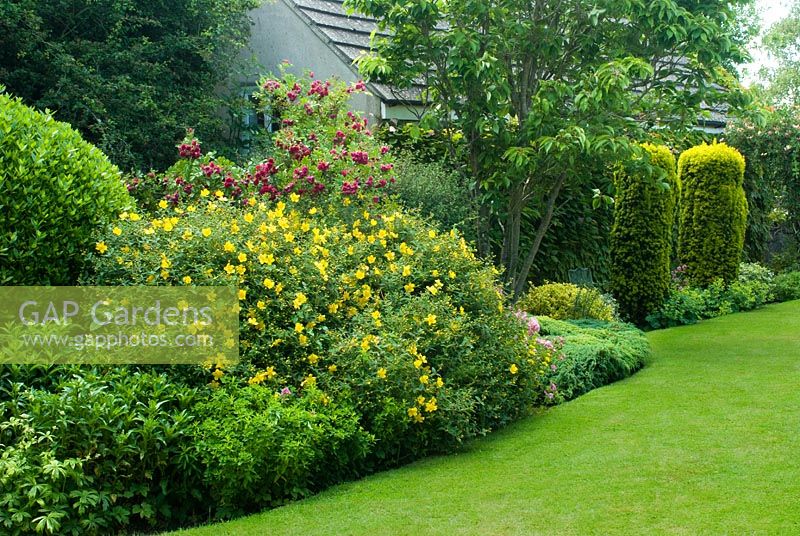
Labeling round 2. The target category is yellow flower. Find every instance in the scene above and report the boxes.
[295,322,304,333]
[425,398,438,412]
[426,285,439,295]
[224,263,235,275]
[355,269,366,280]
[402,265,412,277]
[95,242,109,254]
[182,276,192,284]
[263,278,275,289]
[385,251,396,261]
[436,377,444,388]
[265,366,277,379]
[224,241,235,253]
[112,226,122,236]
[293,292,308,309]
[308,353,320,365]
[290,193,301,202]
[367,255,376,264]
[404,283,415,293]
[417,396,426,405]
[419,375,429,385]
[182,230,193,240]
[425,314,437,326]
[301,374,316,387]
[237,252,247,263]
[244,212,254,223]
[238,289,247,300]
[298,334,308,346]
[407,407,419,417]
[257,300,266,310]
[212,369,224,380]
[200,188,210,197]
[202,227,212,237]
[162,220,174,232]
[328,364,337,373]
[160,256,171,269]
[449,270,457,279]
[158,200,169,209]
[428,230,436,238]
[413,359,423,369]
[214,190,224,198]
[509,363,519,374]
[129,213,141,221]
[377,367,387,379]
[258,253,275,265]
[371,310,381,320]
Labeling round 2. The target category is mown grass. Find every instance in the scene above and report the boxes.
[169,301,800,535]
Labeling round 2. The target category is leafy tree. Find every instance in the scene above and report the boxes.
[759,0,800,104]
[0,0,258,171]
[347,0,752,297]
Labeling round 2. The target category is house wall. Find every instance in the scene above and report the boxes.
[244,0,382,123]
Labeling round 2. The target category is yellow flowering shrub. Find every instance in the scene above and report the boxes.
[90,194,554,460]
[81,71,558,519]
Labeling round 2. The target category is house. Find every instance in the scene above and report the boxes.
[243,0,727,134]
[243,0,423,124]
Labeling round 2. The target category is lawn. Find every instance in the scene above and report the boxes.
[169,301,800,535]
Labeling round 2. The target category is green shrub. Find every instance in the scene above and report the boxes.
[517,282,617,321]
[678,141,748,285]
[192,385,372,518]
[0,368,201,534]
[772,271,800,302]
[647,262,774,328]
[0,91,130,285]
[391,153,476,241]
[610,144,678,324]
[537,317,649,401]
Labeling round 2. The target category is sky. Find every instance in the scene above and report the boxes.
[740,0,793,86]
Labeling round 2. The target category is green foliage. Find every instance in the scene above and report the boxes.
[390,153,476,242]
[647,262,774,328]
[678,142,748,285]
[517,283,617,322]
[537,317,649,402]
[725,107,800,266]
[347,0,751,296]
[0,0,258,171]
[0,368,201,534]
[192,385,372,518]
[772,271,800,302]
[758,1,800,105]
[610,144,678,324]
[0,92,130,285]
[723,119,777,263]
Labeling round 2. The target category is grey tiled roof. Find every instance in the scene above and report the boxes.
[283,0,424,105]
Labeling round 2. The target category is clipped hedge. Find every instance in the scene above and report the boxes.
[538,317,649,401]
[678,141,748,285]
[610,144,678,324]
[0,91,130,285]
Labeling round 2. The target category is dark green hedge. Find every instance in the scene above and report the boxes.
[678,141,748,286]
[610,143,678,324]
[539,317,650,401]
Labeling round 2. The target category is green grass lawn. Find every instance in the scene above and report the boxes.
[168,301,800,535]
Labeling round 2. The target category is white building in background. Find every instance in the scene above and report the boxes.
[243,0,424,125]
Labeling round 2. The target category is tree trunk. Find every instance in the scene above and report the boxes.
[512,174,566,298]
